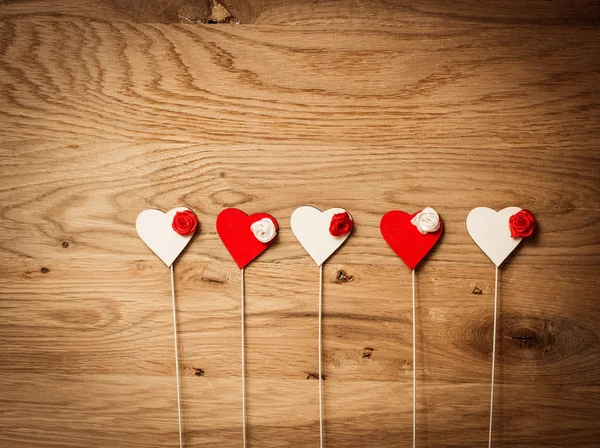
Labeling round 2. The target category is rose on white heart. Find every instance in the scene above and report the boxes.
[466,206,523,267]
[411,207,440,234]
[251,217,277,243]
[290,206,352,266]
[136,207,197,267]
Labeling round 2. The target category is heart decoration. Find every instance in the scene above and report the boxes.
[291,206,353,266]
[217,208,279,269]
[380,210,443,270]
[466,206,522,267]
[136,207,198,267]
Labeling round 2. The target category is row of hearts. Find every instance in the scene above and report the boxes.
[137,206,535,272]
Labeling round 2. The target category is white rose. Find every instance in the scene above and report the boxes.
[250,218,277,243]
[411,207,441,234]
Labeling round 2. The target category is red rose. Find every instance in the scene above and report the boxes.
[172,210,198,236]
[329,212,353,237]
[509,209,535,238]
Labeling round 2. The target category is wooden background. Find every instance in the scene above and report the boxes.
[0,1,599,447]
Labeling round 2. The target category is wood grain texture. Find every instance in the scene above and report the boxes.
[0,1,599,447]
[0,15,598,147]
[1,0,599,24]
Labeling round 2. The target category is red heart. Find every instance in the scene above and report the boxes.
[216,208,278,269]
[380,210,443,270]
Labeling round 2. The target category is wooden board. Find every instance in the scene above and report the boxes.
[0,1,599,447]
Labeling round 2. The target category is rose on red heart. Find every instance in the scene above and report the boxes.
[216,208,278,269]
[380,210,443,270]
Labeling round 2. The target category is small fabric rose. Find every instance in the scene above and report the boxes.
[172,210,198,236]
[250,217,277,243]
[329,212,353,237]
[509,209,536,238]
[411,207,441,234]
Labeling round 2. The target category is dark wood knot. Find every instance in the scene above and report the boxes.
[336,270,354,283]
[306,372,325,380]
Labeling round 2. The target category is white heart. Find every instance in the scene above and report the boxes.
[291,206,352,266]
[466,207,523,267]
[136,207,196,267]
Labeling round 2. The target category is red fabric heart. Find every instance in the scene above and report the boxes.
[380,210,443,270]
[216,208,278,269]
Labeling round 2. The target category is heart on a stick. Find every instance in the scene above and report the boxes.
[291,206,353,266]
[217,208,279,269]
[466,207,523,267]
[136,207,198,267]
[380,210,443,270]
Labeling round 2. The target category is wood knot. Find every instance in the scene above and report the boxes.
[202,277,226,284]
[472,286,483,294]
[207,0,239,23]
[508,327,543,349]
[40,267,50,274]
[176,0,238,24]
[336,270,354,283]
[193,368,205,377]
[306,372,325,380]
[362,347,375,359]
[62,241,70,248]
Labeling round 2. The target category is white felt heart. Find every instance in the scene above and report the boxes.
[136,207,196,267]
[466,207,523,267]
[291,206,353,266]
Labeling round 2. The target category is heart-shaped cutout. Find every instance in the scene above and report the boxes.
[216,208,279,269]
[291,206,353,266]
[136,207,198,267]
[466,207,522,267]
[380,210,443,270]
